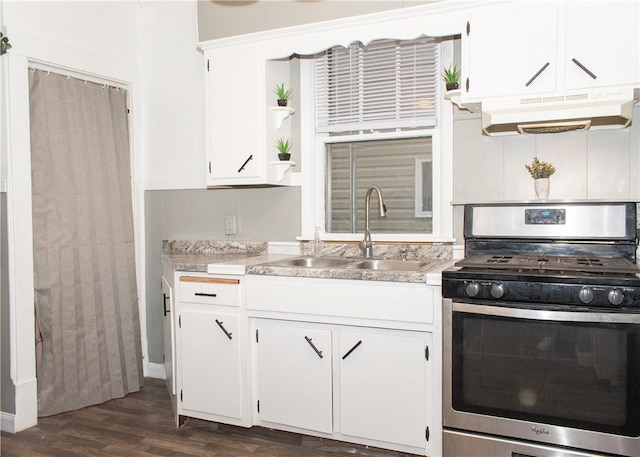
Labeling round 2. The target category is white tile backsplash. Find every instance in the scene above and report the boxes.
[453,105,640,202]
[587,128,632,199]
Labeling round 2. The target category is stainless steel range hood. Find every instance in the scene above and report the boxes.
[481,88,636,136]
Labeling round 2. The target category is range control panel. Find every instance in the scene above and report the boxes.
[525,208,566,225]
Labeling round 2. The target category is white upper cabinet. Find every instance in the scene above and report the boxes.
[462,2,559,100]
[563,1,639,91]
[462,0,639,102]
[204,45,265,186]
[203,43,299,187]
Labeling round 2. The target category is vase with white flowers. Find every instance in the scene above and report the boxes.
[525,157,555,200]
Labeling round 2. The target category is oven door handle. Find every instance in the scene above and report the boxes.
[451,301,640,324]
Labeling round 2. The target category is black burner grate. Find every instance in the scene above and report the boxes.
[456,254,639,275]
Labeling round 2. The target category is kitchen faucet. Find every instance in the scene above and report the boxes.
[359,185,387,258]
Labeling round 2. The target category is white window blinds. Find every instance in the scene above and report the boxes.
[315,37,439,133]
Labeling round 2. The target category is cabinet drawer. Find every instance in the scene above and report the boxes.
[179,276,241,306]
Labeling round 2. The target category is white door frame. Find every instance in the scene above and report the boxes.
[2,36,146,433]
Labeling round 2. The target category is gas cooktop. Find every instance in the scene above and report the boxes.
[454,254,640,275]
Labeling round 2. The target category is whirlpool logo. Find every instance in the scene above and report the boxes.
[530,426,550,436]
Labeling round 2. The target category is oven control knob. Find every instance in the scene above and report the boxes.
[465,282,481,297]
[578,287,594,304]
[490,283,505,299]
[608,289,624,306]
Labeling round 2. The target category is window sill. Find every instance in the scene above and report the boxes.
[296,234,456,244]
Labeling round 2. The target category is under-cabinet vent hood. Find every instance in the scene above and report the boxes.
[481,88,636,136]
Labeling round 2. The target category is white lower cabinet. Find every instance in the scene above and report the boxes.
[175,273,249,426]
[253,318,433,454]
[255,320,333,433]
[180,309,243,419]
[161,269,177,423]
[161,276,176,397]
[338,328,430,448]
[173,273,440,455]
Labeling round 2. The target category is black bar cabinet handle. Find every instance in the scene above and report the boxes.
[238,154,253,173]
[571,58,597,79]
[162,293,170,316]
[304,336,324,359]
[195,292,217,297]
[215,319,233,340]
[342,340,362,360]
[525,62,550,87]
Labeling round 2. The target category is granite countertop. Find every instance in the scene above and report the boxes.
[163,252,455,285]
[162,240,455,284]
[162,252,292,275]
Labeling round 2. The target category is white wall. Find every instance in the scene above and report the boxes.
[139,1,206,190]
[1,0,204,431]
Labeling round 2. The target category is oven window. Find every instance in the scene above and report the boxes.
[452,312,640,436]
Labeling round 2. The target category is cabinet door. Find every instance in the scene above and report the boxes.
[180,308,243,419]
[206,45,264,185]
[255,320,333,433]
[338,329,430,449]
[564,1,639,90]
[464,2,559,100]
[161,276,176,398]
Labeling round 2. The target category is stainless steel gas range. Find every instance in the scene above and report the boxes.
[442,202,640,457]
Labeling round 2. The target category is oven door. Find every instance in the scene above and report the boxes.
[443,299,640,457]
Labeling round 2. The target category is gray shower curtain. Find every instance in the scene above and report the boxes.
[29,70,143,416]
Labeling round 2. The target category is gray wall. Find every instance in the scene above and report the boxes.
[1,193,15,414]
[145,186,300,363]
[197,0,431,41]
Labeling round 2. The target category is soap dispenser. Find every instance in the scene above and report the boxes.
[313,226,321,257]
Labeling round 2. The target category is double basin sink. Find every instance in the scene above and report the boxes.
[266,256,432,272]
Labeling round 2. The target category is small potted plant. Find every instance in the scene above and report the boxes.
[441,64,460,91]
[273,83,292,107]
[1,32,12,56]
[525,157,556,200]
[275,137,291,161]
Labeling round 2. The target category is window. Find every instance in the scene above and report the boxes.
[326,137,433,234]
[314,37,441,237]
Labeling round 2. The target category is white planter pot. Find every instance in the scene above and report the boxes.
[534,178,550,200]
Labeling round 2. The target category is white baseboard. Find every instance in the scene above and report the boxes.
[2,365,166,434]
[144,362,166,380]
[0,411,16,434]
[14,377,38,432]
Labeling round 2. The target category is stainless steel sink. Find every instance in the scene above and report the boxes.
[266,256,431,272]
[269,256,352,268]
[347,259,431,271]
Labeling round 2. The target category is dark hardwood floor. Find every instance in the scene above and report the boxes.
[0,378,412,457]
